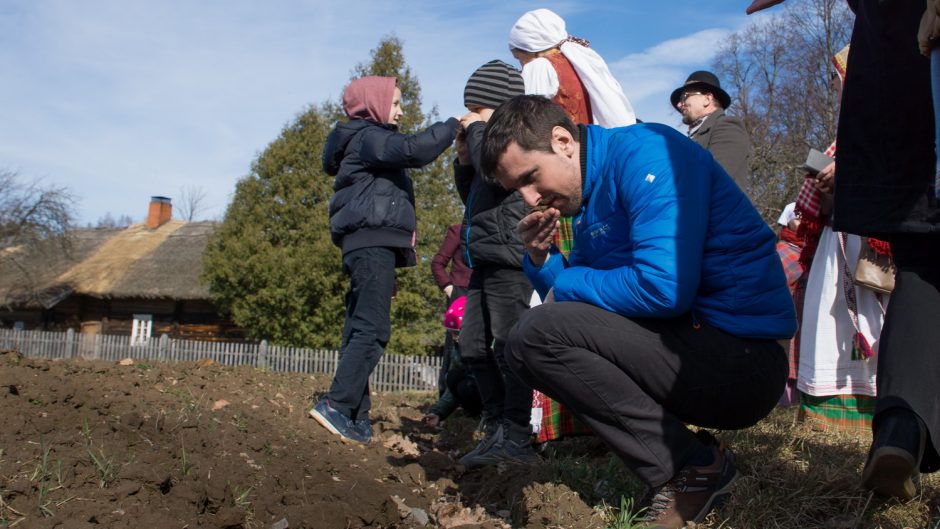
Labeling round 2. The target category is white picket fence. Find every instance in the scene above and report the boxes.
[0,328,441,393]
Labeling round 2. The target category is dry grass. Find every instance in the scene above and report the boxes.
[557,406,939,529]
[709,407,940,529]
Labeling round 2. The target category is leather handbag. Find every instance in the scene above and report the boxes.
[854,243,896,294]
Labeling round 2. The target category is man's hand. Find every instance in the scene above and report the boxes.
[443,284,454,298]
[814,161,835,195]
[517,208,560,267]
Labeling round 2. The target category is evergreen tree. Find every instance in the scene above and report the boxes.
[203,106,346,347]
[204,36,462,354]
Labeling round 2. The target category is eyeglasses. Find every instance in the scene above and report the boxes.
[679,91,704,103]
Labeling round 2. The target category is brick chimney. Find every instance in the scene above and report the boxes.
[145,196,172,229]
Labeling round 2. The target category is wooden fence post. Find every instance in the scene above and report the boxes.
[158,334,169,361]
[258,340,268,370]
[65,328,75,359]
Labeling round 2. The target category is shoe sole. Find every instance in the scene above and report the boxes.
[460,453,540,469]
[862,447,917,501]
[458,451,494,468]
[309,407,359,444]
[691,470,741,524]
[459,441,540,469]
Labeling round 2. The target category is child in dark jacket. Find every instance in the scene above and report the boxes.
[453,61,537,468]
[423,296,483,427]
[311,76,461,444]
[430,223,472,395]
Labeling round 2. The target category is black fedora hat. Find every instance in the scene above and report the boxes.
[669,70,732,109]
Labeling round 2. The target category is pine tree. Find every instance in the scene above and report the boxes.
[203,106,346,347]
[204,36,462,354]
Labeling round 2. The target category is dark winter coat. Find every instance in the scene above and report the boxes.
[322,117,460,265]
[833,0,939,236]
[689,108,751,191]
[454,121,527,269]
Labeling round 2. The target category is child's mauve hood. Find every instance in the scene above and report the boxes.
[342,76,396,122]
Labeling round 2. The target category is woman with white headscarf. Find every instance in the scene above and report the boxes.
[509,8,637,445]
[508,8,636,127]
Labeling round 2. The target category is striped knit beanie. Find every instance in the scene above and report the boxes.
[463,60,524,110]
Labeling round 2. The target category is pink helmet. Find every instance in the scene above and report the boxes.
[443,296,466,331]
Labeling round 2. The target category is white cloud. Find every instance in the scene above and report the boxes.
[608,28,734,128]
[0,1,526,223]
[0,1,752,224]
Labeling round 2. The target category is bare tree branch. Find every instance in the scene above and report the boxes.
[93,212,133,229]
[177,185,209,222]
[0,170,74,248]
[712,0,853,222]
[0,169,76,309]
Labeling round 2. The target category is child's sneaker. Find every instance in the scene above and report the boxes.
[353,417,373,443]
[309,397,369,444]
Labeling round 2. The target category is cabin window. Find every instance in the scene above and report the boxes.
[130,314,153,345]
[13,321,25,331]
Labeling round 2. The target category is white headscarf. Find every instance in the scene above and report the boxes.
[508,9,636,127]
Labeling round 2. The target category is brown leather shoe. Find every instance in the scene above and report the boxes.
[636,446,740,529]
[862,410,926,501]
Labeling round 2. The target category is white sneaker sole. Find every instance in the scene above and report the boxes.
[309,407,356,444]
[309,407,339,434]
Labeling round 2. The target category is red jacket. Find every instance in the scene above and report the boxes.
[431,224,471,290]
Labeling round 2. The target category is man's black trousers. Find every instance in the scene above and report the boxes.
[505,301,787,486]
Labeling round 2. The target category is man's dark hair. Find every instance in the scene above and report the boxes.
[481,95,576,177]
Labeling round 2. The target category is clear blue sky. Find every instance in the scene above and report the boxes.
[0,1,776,225]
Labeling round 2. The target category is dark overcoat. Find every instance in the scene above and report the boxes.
[689,108,751,191]
[833,0,939,236]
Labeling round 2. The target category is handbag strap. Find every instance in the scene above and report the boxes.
[837,232,877,360]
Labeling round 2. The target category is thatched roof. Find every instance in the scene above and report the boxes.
[109,221,215,299]
[0,220,216,308]
[0,227,120,308]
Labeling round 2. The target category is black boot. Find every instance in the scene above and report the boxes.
[861,408,926,501]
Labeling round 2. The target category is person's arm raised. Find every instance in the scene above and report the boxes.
[359,118,461,168]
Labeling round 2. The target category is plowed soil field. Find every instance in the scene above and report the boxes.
[0,350,605,529]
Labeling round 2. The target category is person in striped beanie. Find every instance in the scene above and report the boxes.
[453,60,539,469]
[463,59,526,111]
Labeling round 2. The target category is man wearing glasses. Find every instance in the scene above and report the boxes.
[670,71,751,192]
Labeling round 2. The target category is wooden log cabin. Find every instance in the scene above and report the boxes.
[0,197,244,342]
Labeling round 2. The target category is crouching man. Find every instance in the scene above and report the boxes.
[480,95,796,529]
